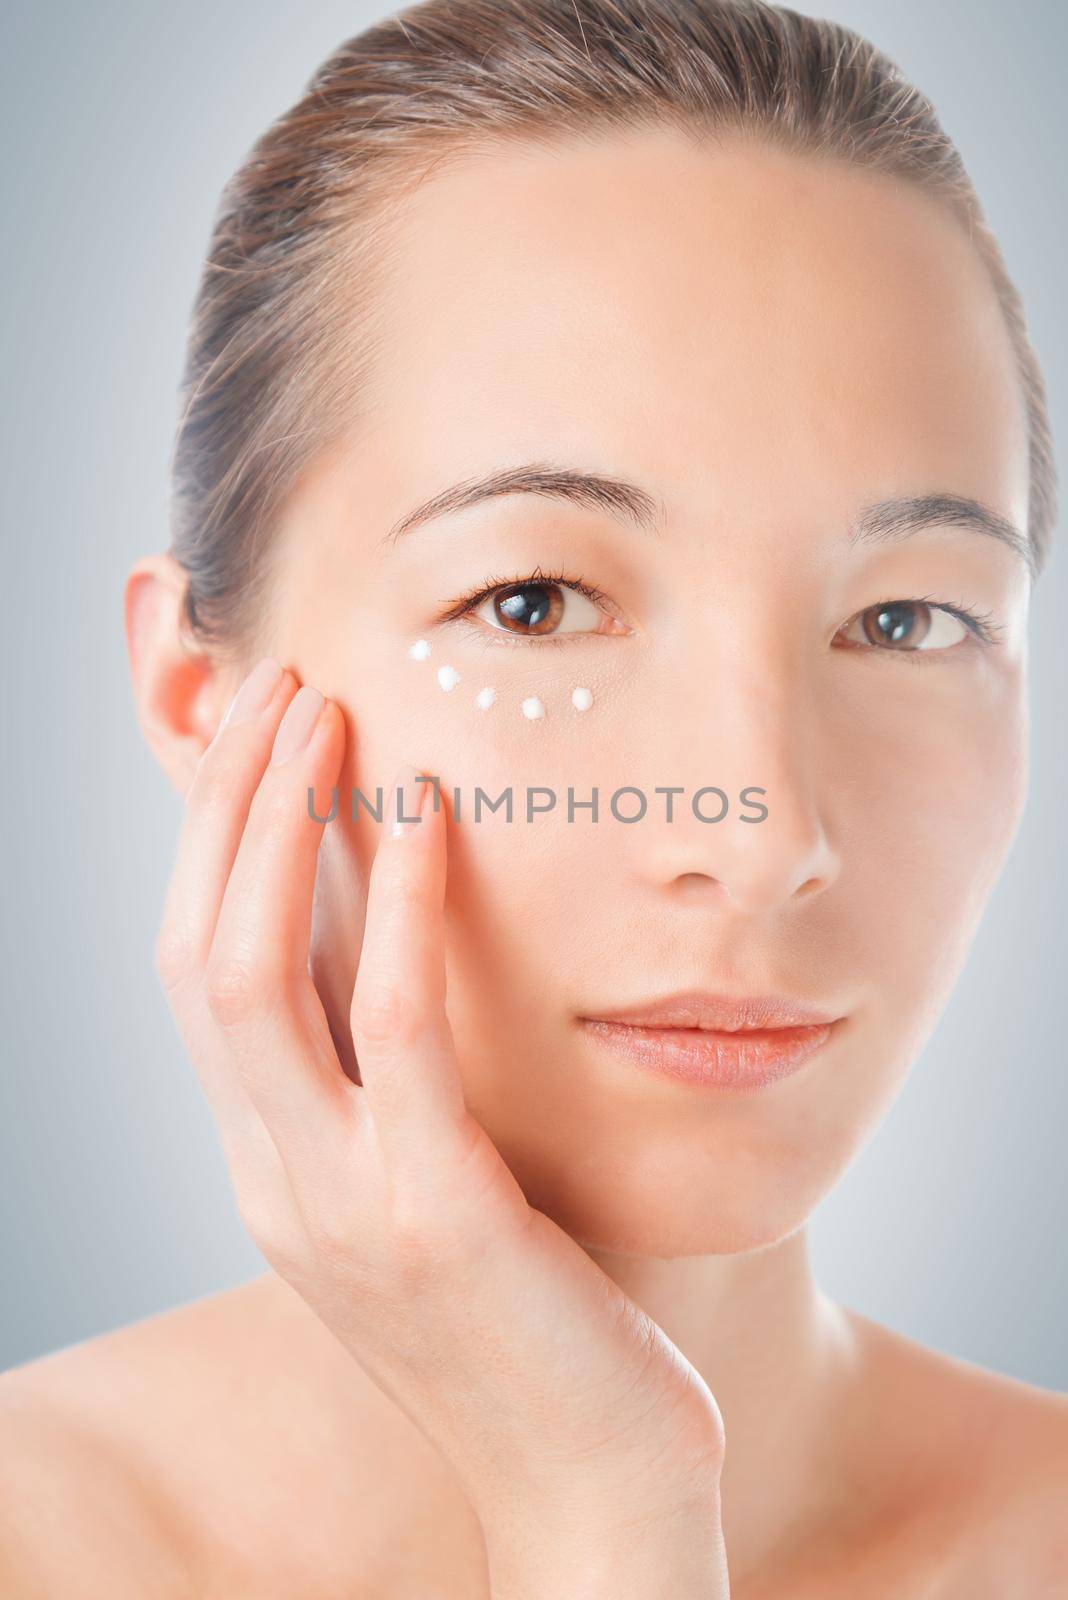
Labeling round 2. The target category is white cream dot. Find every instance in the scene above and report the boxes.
[521,695,545,720]
[436,664,460,691]
[476,686,497,710]
[571,686,593,711]
[408,638,431,661]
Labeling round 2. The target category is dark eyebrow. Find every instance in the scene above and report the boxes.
[381,462,665,547]
[382,467,1033,579]
[848,492,1033,580]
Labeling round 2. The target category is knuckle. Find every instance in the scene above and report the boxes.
[246,1218,304,1277]
[388,1219,447,1295]
[350,983,422,1048]
[232,1180,307,1274]
[204,953,268,1026]
[388,1192,467,1286]
[297,1194,456,1303]
[302,1206,360,1272]
[375,1216,438,1292]
[234,1189,283,1257]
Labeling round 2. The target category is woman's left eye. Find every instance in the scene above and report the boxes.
[449,573,628,642]
[836,598,992,653]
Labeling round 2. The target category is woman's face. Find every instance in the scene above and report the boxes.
[261,124,1030,1256]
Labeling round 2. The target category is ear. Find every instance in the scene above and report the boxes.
[124,552,235,798]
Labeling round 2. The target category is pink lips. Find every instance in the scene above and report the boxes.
[577,989,843,1091]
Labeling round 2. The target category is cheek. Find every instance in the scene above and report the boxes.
[855,665,1024,904]
[827,656,1028,1059]
[387,643,640,1046]
[347,631,632,810]
[406,634,607,734]
[338,634,624,1051]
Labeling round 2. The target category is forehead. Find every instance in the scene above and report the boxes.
[359,123,1027,536]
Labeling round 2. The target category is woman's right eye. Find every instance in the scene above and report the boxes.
[470,578,628,640]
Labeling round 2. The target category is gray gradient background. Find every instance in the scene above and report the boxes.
[2,1,1065,1386]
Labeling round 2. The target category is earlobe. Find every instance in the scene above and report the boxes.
[124,552,227,797]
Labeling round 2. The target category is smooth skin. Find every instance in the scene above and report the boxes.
[160,664,729,1594]
[3,125,1068,1596]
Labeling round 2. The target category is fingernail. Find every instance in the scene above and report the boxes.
[222,657,283,729]
[389,761,427,837]
[271,685,324,765]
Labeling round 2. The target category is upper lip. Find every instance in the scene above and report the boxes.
[578,989,840,1033]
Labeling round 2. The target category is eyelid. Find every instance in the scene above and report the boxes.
[435,572,1004,653]
[838,594,1004,650]
[436,566,625,630]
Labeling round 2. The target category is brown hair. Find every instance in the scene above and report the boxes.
[169,0,1057,661]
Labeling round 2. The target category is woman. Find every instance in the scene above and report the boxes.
[2,0,1065,1593]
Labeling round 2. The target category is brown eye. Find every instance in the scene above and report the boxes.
[840,600,969,653]
[489,582,564,634]
[474,580,612,637]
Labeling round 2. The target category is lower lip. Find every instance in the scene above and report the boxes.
[578,1018,839,1090]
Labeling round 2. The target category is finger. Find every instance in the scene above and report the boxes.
[155,658,301,1156]
[205,684,360,1179]
[156,657,299,994]
[350,762,470,1170]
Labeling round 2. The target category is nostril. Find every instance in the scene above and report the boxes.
[674,871,725,894]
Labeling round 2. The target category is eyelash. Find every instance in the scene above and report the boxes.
[437,566,620,650]
[435,570,1003,653]
[842,593,1004,657]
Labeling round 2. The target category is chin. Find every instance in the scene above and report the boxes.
[568,1211,807,1260]
[511,1145,818,1259]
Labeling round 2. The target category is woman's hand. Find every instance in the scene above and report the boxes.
[154,658,730,1595]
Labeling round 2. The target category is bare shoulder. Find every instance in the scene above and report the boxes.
[839,1303,1068,1597]
[0,1272,327,1596]
[0,1271,488,1598]
[934,1371,1068,1599]
[0,1286,239,1598]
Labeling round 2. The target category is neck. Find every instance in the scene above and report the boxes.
[582,1227,862,1586]
[260,1221,865,1588]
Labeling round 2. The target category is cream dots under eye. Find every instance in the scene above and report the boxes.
[405,642,594,720]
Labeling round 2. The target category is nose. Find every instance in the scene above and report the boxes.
[625,643,841,915]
